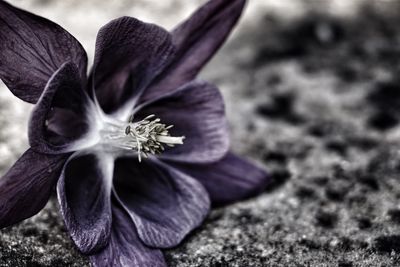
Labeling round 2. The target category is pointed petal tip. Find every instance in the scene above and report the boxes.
[0,0,87,103]
[0,149,66,229]
[168,152,269,207]
[140,0,247,103]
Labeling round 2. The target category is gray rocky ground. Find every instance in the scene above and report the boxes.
[2,0,400,266]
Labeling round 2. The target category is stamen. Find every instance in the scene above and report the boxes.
[101,114,184,162]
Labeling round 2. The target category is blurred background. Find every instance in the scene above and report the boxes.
[2,0,400,266]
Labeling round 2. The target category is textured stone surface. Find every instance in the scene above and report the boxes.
[2,0,400,266]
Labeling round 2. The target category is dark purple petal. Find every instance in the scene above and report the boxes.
[113,158,210,248]
[167,152,269,206]
[29,62,93,154]
[90,203,167,267]
[0,0,87,103]
[91,16,174,116]
[0,149,66,228]
[57,152,113,254]
[135,81,229,164]
[139,0,246,103]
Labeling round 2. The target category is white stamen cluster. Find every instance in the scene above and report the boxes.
[101,114,185,162]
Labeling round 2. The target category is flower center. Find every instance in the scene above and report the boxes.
[100,114,184,161]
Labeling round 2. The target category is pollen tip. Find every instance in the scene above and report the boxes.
[125,125,131,135]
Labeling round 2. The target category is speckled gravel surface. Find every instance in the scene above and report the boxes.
[2,1,400,266]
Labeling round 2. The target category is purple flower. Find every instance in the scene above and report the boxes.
[0,0,269,266]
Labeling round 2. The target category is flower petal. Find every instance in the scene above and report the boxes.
[29,62,97,154]
[90,203,167,267]
[91,16,174,117]
[0,149,66,228]
[57,152,113,254]
[139,0,246,103]
[135,81,229,164]
[0,0,87,103]
[167,152,269,206]
[113,158,210,248]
